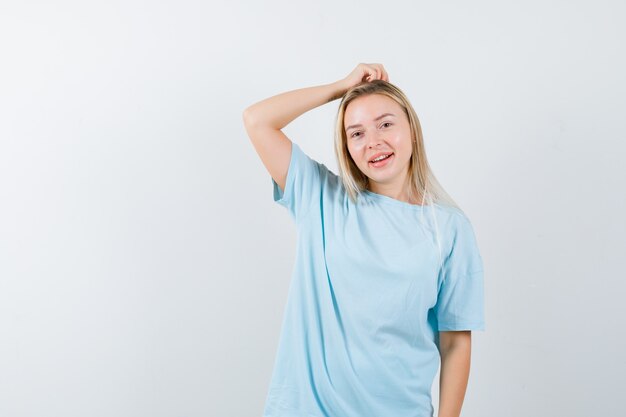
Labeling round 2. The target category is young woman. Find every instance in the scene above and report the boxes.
[243,63,485,417]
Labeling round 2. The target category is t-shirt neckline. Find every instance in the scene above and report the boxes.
[362,189,429,210]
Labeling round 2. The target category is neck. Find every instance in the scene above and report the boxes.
[367,179,424,206]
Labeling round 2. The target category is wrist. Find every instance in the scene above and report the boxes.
[328,79,349,100]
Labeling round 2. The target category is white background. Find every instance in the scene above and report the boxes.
[1,1,624,416]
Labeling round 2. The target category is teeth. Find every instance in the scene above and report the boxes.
[372,154,391,162]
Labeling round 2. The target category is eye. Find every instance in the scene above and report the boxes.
[381,122,392,128]
[350,131,362,138]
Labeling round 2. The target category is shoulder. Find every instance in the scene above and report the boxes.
[430,204,471,232]
[428,205,479,255]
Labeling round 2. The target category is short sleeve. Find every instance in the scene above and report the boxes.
[433,215,486,331]
[271,141,322,222]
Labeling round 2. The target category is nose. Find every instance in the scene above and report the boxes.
[367,130,385,148]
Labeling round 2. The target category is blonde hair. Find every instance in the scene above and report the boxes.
[333,80,463,214]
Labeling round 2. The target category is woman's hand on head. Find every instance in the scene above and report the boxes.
[340,63,389,90]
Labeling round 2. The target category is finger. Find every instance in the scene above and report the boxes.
[365,66,376,81]
[382,67,389,82]
[375,64,387,81]
[374,64,384,81]
[370,64,380,80]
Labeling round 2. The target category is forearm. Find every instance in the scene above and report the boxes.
[438,344,471,417]
[243,80,348,130]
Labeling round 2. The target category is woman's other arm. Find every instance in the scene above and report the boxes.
[438,331,472,417]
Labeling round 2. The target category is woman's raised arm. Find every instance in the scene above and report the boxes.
[242,64,388,192]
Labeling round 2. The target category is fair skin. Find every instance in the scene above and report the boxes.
[438,331,472,417]
[344,93,418,204]
[243,63,472,417]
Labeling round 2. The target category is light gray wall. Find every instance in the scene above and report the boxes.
[1,1,624,416]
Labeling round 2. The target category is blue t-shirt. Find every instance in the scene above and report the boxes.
[263,142,485,417]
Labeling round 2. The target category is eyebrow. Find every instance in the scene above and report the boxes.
[345,113,396,132]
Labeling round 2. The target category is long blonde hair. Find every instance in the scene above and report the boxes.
[333,80,463,214]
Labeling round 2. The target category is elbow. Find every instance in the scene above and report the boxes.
[242,106,255,127]
[242,105,265,129]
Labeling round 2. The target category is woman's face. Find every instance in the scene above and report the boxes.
[344,94,413,191]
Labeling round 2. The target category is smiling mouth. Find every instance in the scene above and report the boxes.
[369,153,394,167]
